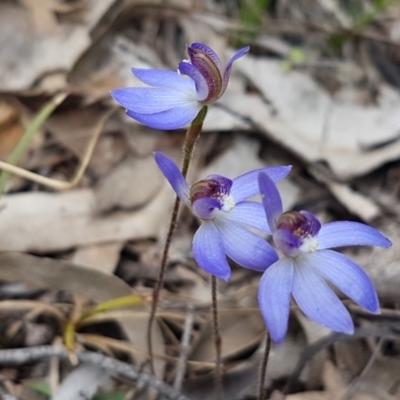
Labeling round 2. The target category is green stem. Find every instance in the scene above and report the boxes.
[147,106,208,374]
[0,93,67,195]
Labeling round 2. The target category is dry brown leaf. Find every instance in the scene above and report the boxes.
[0,102,24,159]
[294,311,332,389]
[72,242,124,274]
[0,252,131,302]
[0,1,115,92]
[190,308,265,363]
[95,155,163,212]
[228,55,400,179]
[46,106,127,177]
[0,181,173,252]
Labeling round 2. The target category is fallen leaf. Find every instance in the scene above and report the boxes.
[224,55,400,179]
[0,182,173,252]
[72,242,124,274]
[0,252,132,302]
[95,155,163,212]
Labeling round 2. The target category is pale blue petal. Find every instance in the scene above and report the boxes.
[258,257,294,344]
[221,46,250,94]
[126,102,201,130]
[231,166,292,202]
[258,172,283,232]
[317,221,391,250]
[153,152,190,206]
[222,201,271,233]
[292,257,354,334]
[215,217,278,271]
[193,222,231,280]
[178,62,209,102]
[308,250,379,313]
[132,69,196,92]
[111,87,197,114]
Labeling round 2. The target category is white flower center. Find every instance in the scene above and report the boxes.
[221,194,235,212]
[300,236,318,253]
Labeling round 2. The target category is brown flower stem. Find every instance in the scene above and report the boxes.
[147,106,208,374]
[258,331,272,400]
[212,275,223,400]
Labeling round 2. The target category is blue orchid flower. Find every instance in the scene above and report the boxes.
[154,152,292,280]
[111,43,249,130]
[257,172,392,344]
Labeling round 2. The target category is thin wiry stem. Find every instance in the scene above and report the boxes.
[147,107,208,374]
[212,275,223,400]
[258,331,271,400]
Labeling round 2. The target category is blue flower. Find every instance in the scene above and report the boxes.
[111,43,250,130]
[257,172,392,344]
[154,152,292,280]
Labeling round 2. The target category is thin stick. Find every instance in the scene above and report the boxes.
[174,304,194,392]
[212,275,223,400]
[147,106,208,374]
[0,107,117,191]
[258,331,271,400]
[0,345,191,400]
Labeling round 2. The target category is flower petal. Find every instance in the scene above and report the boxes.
[258,258,294,344]
[126,102,201,130]
[154,152,190,205]
[192,197,221,220]
[215,217,278,271]
[273,229,302,257]
[231,166,292,202]
[292,257,354,334]
[193,222,231,280]
[317,221,391,250]
[178,62,209,102]
[221,46,250,94]
[111,87,197,114]
[307,250,379,313]
[189,43,222,70]
[222,201,271,233]
[258,172,284,232]
[132,69,196,92]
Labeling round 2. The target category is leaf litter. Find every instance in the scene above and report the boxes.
[0,0,399,399]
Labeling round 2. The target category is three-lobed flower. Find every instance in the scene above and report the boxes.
[111,43,249,130]
[154,152,292,280]
[257,172,392,344]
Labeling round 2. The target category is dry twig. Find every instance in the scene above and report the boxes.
[0,345,191,400]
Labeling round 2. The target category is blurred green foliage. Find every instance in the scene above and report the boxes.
[238,0,270,41]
